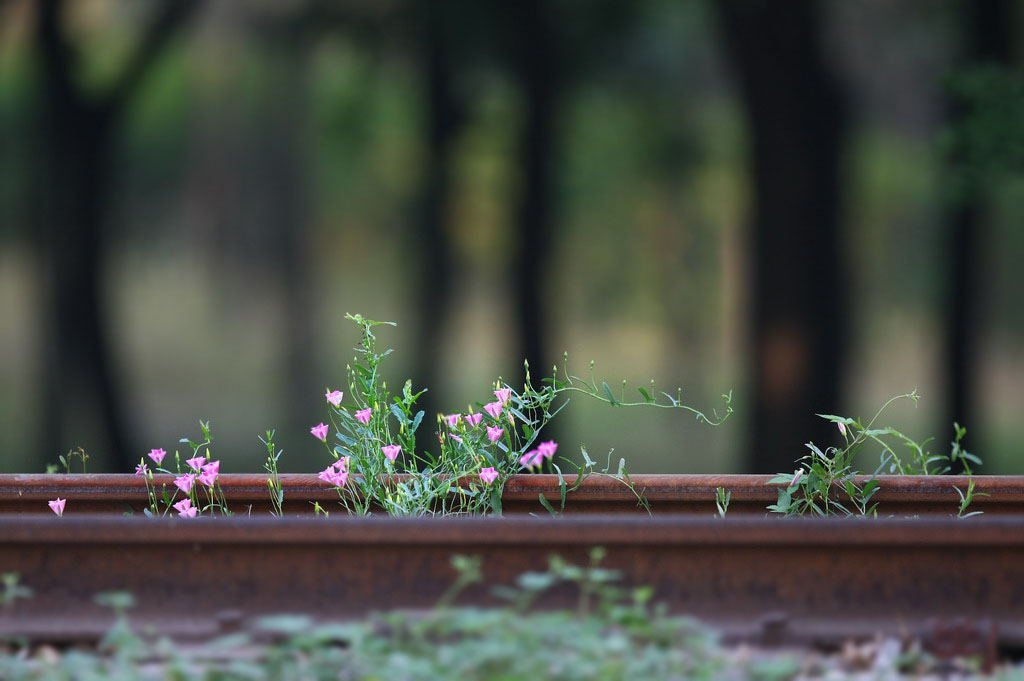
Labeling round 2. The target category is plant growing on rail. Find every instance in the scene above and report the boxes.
[769,391,984,518]
[310,313,732,516]
[135,421,230,518]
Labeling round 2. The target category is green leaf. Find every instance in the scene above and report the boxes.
[602,382,618,406]
[390,403,407,425]
[637,387,654,403]
[537,494,558,517]
[805,442,827,459]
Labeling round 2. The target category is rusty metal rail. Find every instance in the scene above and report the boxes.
[2,515,1024,649]
[1,473,1023,515]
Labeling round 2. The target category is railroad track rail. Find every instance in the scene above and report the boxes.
[1,514,1023,652]
[2,473,1023,515]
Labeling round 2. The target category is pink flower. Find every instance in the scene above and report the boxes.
[519,449,544,469]
[537,440,558,460]
[311,423,329,442]
[325,389,344,407]
[495,388,512,405]
[487,426,504,444]
[174,473,196,494]
[445,413,462,428]
[198,461,220,487]
[173,498,197,518]
[790,469,804,487]
[381,445,401,463]
[483,401,503,419]
[148,448,166,465]
[48,498,66,517]
[465,413,483,428]
[355,408,372,425]
[318,464,348,488]
[450,434,463,444]
[186,456,206,472]
[837,422,847,437]
[479,467,499,484]
[134,462,148,476]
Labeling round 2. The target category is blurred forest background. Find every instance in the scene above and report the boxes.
[1,0,1022,475]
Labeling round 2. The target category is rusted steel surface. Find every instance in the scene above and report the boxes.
[1,473,1024,516]
[2,515,1024,647]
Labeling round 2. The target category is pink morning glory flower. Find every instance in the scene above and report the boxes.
[537,440,558,460]
[198,462,219,487]
[479,467,499,484]
[519,449,544,469]
[174,473,196,494]
[495,388,512,405]
[790,469,804,487]
[465,413,483,428]
[450,434,463,444]
[186,456,206,472]
[445,413,462,428]
[48,498,66,517]
[311,423,329,442]
[837,422,847,437]
[487,426,504,444]
[355,408,372,425]
[148,448,166,465]
[173,498,197,518]
[318,464,348,488]
[381,445,401,463]
[134,462,148,476]
[483,401,502,419]
[325,389,344,407]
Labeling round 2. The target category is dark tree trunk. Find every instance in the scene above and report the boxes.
[943,0,1012,467]
[32,0,199,472]
[714,0,849,474]
[510,0,556,394]
[264,31,317,466]
[410,1,462,444]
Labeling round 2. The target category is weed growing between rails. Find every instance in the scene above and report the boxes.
[768,390,985,518]
[309,314,733,516]
[134,421,230,518]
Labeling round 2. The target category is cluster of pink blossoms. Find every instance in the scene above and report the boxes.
[170,456,220,497]
[311,391,374,445]
[318,456,350,488]
[519,440,558,469]
[173,498,197,518]
[139,448,221,518]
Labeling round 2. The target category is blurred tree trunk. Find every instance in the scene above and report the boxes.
[942,0,1012,468]
[510,0,556,396]
[714,0,848,474]
[32,0,200,472]
[410,1,463,445]
[262,19,318,466]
